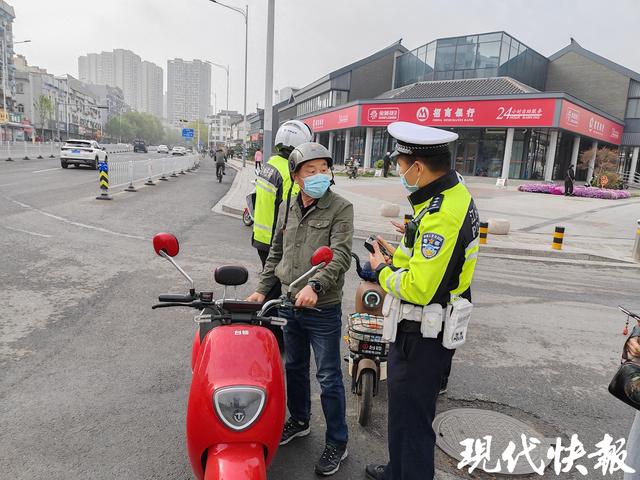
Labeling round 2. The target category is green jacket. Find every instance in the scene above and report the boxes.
[256,190,354,307]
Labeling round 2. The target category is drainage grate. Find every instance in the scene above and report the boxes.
[434,408,554,476]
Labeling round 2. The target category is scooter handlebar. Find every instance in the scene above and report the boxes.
[158,294,195,302]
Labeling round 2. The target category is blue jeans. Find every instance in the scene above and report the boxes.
[279,304,348,447]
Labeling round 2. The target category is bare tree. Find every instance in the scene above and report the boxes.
[33,95,54,140]
[578,147,620,187]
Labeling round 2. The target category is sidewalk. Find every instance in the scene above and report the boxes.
[215,159,640,265]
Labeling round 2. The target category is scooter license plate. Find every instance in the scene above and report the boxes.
[359,342,384,355]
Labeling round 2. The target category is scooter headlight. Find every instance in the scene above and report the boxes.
[213,386,266,431]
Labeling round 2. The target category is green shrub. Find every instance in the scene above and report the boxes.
[374,159,384,169]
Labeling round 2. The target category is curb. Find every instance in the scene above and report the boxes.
[212,160,245,218]
[213,163,638,267]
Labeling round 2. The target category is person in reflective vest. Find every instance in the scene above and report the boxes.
[252,120,313,268]
[365,121,480,480]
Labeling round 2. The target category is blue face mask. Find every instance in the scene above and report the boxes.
[302,173,331,199]
[400,163,420,193]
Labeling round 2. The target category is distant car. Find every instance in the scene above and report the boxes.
[157,144,169,154]
[133,140,148,153]
[60,139,107,169]
[171,146,187,156]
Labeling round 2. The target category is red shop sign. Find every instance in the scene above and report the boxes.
[302,105,359,132]
[558,100,623,145]
[360,99,557,128]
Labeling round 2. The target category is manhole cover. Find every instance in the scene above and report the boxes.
[434,408,554,476]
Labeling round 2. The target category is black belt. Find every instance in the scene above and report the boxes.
[398,320,445,339]
[398,320,421,333]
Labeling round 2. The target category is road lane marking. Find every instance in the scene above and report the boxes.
[32,167,61,173]
[3,196,146,241]
[3,226,52,238]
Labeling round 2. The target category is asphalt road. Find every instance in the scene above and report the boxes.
[0,156,638,479]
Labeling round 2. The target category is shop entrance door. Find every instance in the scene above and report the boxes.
[455,141,478,176]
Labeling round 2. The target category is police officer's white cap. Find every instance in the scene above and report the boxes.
[388,121,458,156]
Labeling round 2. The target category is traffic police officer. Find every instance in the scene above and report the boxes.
[365,121,480,480]
[252,120,313,268]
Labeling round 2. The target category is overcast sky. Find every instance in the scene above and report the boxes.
[12,0,640,115]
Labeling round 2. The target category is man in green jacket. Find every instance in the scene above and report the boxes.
[247,142,353,476]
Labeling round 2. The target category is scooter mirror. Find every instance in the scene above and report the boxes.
[153,232,180,257]
[311,246,333,268]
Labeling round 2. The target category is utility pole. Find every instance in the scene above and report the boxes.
[262,0,275,156]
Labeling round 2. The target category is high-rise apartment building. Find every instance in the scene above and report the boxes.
[141,61,163,118]
[167,59,211,125]
[78,50,162,117]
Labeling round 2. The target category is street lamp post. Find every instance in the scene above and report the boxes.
[205,60,230,147]
[208,0,248,167]
[263,0,275,156]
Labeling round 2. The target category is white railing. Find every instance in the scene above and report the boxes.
[0,141,135,160]
[103,154,199,191]
[620,170,640,188]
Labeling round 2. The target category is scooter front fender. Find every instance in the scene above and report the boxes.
[204,443,266,480]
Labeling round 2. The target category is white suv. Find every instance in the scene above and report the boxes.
[60,139,108,169]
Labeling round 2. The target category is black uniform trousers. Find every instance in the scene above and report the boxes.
[257,247,285,352]
[384,323,454,480]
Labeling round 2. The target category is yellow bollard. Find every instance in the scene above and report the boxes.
[552,226,565,250]
[633,219,640,261]
[479,222,489,245]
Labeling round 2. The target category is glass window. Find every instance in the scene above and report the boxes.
[479,32,503,43]
[438,37,457,47]
[455,43,477,69]
[500,38,511,65]
[395,54,409,87]
[627,99,640,118]
[457,35,478,45]
[426,44,436,70]
[454,70,465,80]
[510,40,520,60]
[435,45,456,71]
[476,42,500,68]
[416,46,427,81]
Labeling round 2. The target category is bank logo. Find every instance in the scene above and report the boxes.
[416,106,430,122]
[566,107,580,126]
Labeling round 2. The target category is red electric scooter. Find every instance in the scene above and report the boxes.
[151,232,333,480]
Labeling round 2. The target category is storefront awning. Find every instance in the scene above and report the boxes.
[300,95,624,145]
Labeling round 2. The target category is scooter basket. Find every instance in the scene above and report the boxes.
[348,314,388,356]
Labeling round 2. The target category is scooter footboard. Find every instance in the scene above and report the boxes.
[204,443,266,480]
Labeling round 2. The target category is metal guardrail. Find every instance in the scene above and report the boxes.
[104,154,200,192]
[620,170,640,189]
[0,141,135,160]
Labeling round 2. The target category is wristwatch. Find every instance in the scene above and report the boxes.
[308,280,323,294]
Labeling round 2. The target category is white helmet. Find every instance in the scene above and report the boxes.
[274,120,313,155]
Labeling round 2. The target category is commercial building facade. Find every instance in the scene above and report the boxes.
[280,32,637,184]
[167,59,211,125]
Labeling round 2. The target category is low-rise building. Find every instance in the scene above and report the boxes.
[280,32,638,185]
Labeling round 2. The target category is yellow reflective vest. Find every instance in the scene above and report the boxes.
[377,171,480,306]
[252,155,299,250]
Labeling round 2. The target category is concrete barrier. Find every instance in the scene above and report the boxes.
[488,218,511,235]
[380,202,400,218]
